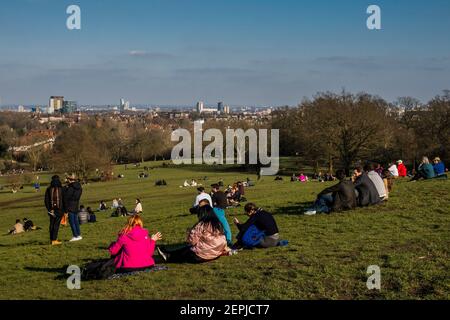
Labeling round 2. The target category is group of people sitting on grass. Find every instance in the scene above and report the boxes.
[304,156,447,216]
[77,177,287,278]
[192,183,244,211]
[111,198,143,217]
[410,156,448,181]
[224,182,247,207]
[8,218,40,235]
[291,172,336,183]
[372,157,447,180]
[180,179,201,188]
[291,172,310,182]
[138,172,150,179]
[101,200,286,277]
[77,205,97,224]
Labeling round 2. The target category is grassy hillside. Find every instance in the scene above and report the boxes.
[0,162,449,300]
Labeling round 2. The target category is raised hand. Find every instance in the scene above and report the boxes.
[151,232,163,241]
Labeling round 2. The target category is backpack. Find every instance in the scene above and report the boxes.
[50,187,62,210]
[81,258,116,280]
[241,225,265,248]
[89,214,97,223]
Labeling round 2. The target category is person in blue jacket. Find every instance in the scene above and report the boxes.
[433,157,446,176]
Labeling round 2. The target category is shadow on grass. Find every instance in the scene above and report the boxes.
[172,213,193,218]
[0,239,48,247]
[272,201,313,216]
[24,266,69,280]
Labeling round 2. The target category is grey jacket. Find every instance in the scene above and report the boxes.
[367,171,386,198]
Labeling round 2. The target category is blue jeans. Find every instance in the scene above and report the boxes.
[312,193,334,213]
[68,212,81,237]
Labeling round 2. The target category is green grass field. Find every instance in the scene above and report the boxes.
[0,162,449,300]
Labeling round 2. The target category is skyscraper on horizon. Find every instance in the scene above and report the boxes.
[48,96,64,114]
[120,98,130,113]
[62,100,77,114]
[196,101,204,113]
[217,101,224,113]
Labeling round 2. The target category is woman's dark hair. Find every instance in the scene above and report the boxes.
[244,203,258,213]
[136,198,141,203]
[196,205,224,234]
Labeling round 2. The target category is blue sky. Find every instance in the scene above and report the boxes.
[0,0,449,106]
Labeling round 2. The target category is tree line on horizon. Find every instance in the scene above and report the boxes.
[0,90,448,181]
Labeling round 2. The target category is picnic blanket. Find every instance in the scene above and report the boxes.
[108,265,169,280]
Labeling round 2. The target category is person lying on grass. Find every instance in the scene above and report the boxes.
[23,218,41,232]
[233,203,286,249]
[8,219,24,235]
[157,206,231,263]
[108,215,163,273]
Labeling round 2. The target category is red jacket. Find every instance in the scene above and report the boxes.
[398,163,407,177]
[109,226,155,269]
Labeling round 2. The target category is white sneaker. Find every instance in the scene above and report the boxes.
[304,210,317,216]
[157,247,168,262]
[69,236,82,242]
[77,236,83,240]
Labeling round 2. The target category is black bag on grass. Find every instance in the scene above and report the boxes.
[81,258,116,280]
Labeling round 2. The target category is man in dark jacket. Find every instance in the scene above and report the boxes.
[44,175,64,245]
[234,203,281,248]
[211,184,228,209]
[64,174,83,242]
[353,167,381,207]
[305,170,357,215]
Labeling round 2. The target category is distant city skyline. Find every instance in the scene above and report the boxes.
[0,0,449,106]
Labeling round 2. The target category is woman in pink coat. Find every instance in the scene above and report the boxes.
[108,215,162,272]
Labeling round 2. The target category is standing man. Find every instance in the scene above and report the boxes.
[44,175,64,245]
[64,174,83,242]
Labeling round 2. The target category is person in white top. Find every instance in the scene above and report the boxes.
[112,198,119,209]
[388,163,399,177]
[129,198,143,216]
[193,187,213,207]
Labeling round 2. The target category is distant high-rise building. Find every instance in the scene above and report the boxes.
[49,96,64,114]
[18,105,25,112]
[196,101,204,113]
[62,101,77,114]
[224,105,230,114]
[218,101,224,113]
[120,98,130,113]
